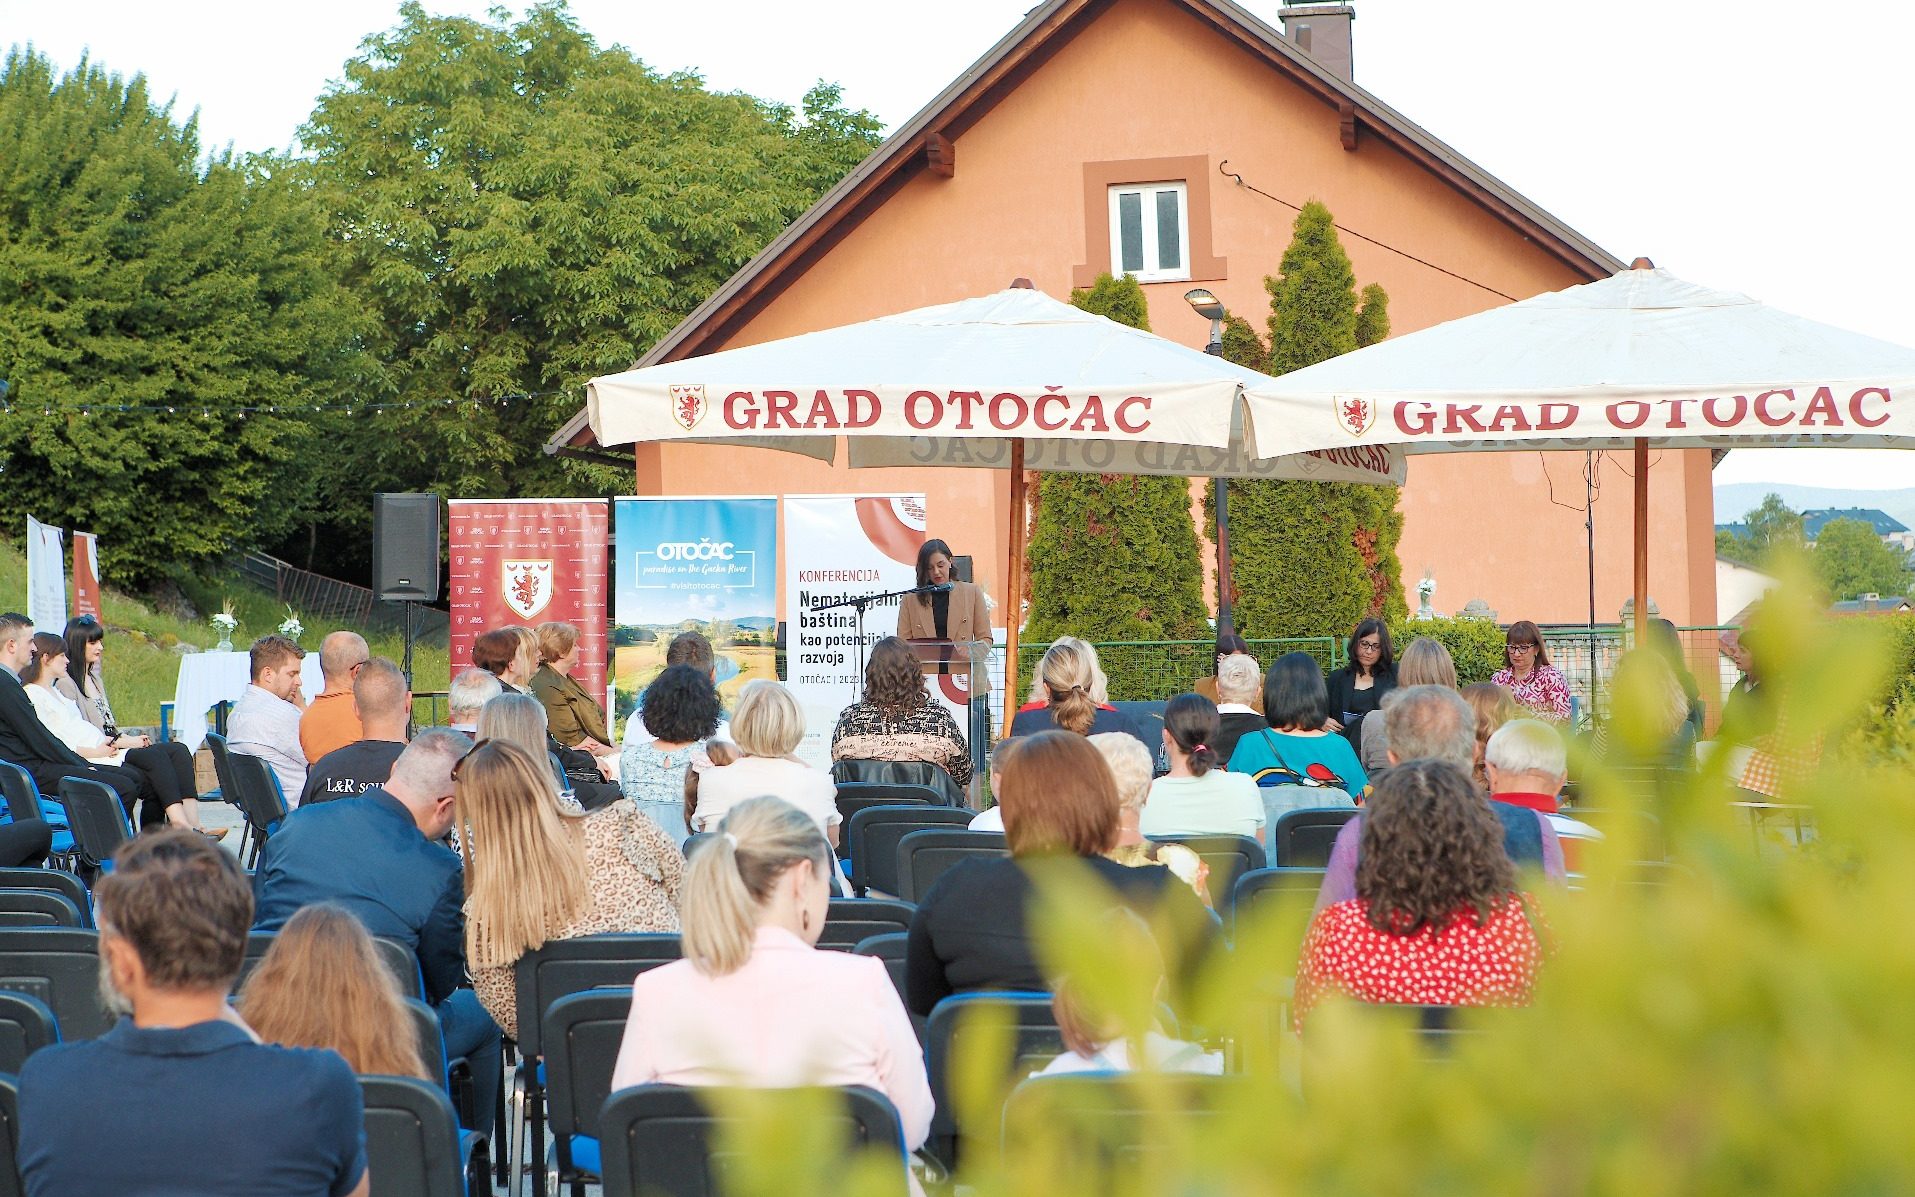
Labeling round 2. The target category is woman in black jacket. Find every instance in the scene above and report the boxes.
[1323,619,1396,749]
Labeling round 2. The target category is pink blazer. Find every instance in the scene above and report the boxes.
[610,926,933,1150]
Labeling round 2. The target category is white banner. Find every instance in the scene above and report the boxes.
[25,517,65,632]
[783,494,928,770]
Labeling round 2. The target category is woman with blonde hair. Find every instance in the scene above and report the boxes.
[610,796,932,1152]
[457,739,684,1038]
[1361,637,1459,774]
[238,903,432,1080]
[687,679,840,846]
[1461,682,1521,793]
[1589,649,1698,781]
[1009,636,1150,753]
[477,691,620,811]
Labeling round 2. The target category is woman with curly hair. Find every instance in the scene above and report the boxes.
[621,664,723,843]
[1293,759,1544,1028]
[829,636,971,791]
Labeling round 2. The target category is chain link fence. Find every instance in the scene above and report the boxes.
[235,551,448,645]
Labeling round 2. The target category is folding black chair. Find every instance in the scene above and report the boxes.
[0,993,58,1075]
[833,783,940,843]
[845,806,973,897]
[513,935,680,1197]
[817,898,915,951]
[831,758,965,806]
[597,1084,908,1197]
[1227,866,1327,940]
[0,870,90,929]
[0,928,110,1039]
[0,1073,19,1197]
[852,933,922,1043]
[224,749,290,869]
[1145,834,1266,907]
[1271,807,1361,868]
[924,991,1062,1170]
[895,829,1008,903]
[56,778,130,879]
[1000,1073,1246,1169]
[0,891,83,929]
[543,988,630,1197]
[0,765,73,869]
[360,1074,490,1197]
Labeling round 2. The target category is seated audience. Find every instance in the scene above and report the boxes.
[299,631,369,765]
[20,830,368,1197]
[1361,637,1458,775]
[1649,618,1706,738]
[238,902,432,1081]
[1009,637,1151,754]
[0,612,148,826]
[1485,719,1599,871]
[610,796,932,1153]
[1492,620,1572,722]
[1210,652,1267,764]
[251,730,501,1122]
[223,633,311,805]
[1324,619,1397,746]
[689,679,840,846]
[1318,686,1565,910]
[1194,630,1261,714]
[624,631,731,747]
[479,691,621,811]
[619,664,721,842]
[1294,760,1546,1028]
[1717,626,1766,737]
[1461,682,1520,793]
[1589,649,1699,780]
[458,740,684,1038]
[446,666,502,734]
[1227,652,1367,821]
[24,632,216,835]
[1037,908,1222,1076]
[530,620,613,753]
[1090,732,1210,907]
[472,626,538,695]
[905,730,1213,1017]
[56,614,205,822]
[52,614,125,737]
[300,658,410,805]
[830,635,972,789]
[1142,693,1264,843]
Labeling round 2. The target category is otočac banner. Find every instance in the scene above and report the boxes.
[612,497,777,739]
[448,500,610,708]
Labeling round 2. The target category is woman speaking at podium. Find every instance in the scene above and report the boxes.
[896,539,990,644]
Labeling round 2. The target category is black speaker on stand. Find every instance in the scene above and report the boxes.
[373,493,441,688]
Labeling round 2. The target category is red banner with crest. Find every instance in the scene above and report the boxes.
[448,500,609,706]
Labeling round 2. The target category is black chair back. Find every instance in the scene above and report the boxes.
[403,996,451,1090]
[56,779,128,872]
[226,752,291,868]
[0,891,83,930]
[0,768,44,825]
[0,994,58,1075]
[833,783,939,840]
[1000,1073,1245,1168]
[1227,866,1327,939]
[514,934,680,1061]
[924,991,1062,1169]
[0,929,109,1039]
[1272,807,1361,868]
[895,829,1008,903]
[360,1075,466,1197]
[831,758,964,806]
[597,1084,908,1197]
[852,933,921,1043]
[543,988,631,1183]
[1145,834,1266,907]
[202,731,244,809]
[845,806,972,897]
[0,1073,19,1197]
[0,871,89,929]
[237,932,425,1001]
[817,898,915,951]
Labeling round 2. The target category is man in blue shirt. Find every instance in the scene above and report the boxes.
[252,727,501,1120]
[20,828,368,1196]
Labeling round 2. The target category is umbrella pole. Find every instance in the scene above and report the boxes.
[1632,436,1649,644]
[1002,442,1027,740]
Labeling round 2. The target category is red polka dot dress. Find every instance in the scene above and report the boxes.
[1293,896,1544,1029]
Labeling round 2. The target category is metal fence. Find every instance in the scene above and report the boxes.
[234,551,450,645]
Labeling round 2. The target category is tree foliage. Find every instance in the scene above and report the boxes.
[1024,274,1209,656]
[1217,202,1405,638]
[0,49,375,587]
[1812,517,1913,600]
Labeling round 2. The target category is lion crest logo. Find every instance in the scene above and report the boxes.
[1335,395,1377,437]
[502,559,553,620]
[669,384,708,431]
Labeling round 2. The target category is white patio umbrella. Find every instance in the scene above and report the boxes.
[586,283,1404,732]
[1245,261,1915,635]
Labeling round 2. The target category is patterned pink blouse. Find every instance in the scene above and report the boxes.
[1293,897,1544,1029]
[1491,663,1572,722]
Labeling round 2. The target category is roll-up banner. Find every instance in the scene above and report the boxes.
[612,497,777,740]
[448,500,610,707]
[25,517,65,632]
[70,532,100,618]
[782,494,933,769]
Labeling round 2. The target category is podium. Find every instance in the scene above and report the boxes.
[904,638,994,777]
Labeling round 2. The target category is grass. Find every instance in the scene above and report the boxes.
[0,540,450,730]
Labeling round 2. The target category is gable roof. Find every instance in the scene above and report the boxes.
[1802,507,1909,537]
[549,0,1625,453]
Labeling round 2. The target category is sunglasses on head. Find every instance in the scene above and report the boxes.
[451,737,491,781]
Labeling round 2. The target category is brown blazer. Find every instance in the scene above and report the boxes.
[530,664,610,748]
[895,578,992,645]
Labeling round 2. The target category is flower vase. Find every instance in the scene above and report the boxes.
[215,636,233,652]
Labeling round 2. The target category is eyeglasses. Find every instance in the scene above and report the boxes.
[1506,643,1538,654]
[451,737,491,781]
[1356,639,1382,651]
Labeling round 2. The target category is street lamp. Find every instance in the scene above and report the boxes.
[1184,289,1234,631]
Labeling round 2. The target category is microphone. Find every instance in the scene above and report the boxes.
[908,583,954,595]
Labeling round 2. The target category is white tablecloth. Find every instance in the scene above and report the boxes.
[172,652,327,751]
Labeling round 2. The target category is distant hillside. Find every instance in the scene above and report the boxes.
[1714,482,1915,530]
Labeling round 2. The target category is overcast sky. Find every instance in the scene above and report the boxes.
[7,0,1912,494]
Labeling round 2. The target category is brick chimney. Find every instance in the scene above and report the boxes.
[1278,3,1355,82]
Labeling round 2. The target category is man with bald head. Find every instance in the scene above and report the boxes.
[299,657,411,805]
[300,631,369,764]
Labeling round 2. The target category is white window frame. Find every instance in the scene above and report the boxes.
[1107,182,1190,283]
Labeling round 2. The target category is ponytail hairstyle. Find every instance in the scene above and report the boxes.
[1035,637,1100,736]
[22,633,65,686]
[1162,692,1221,776]
[680,796,831,976]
